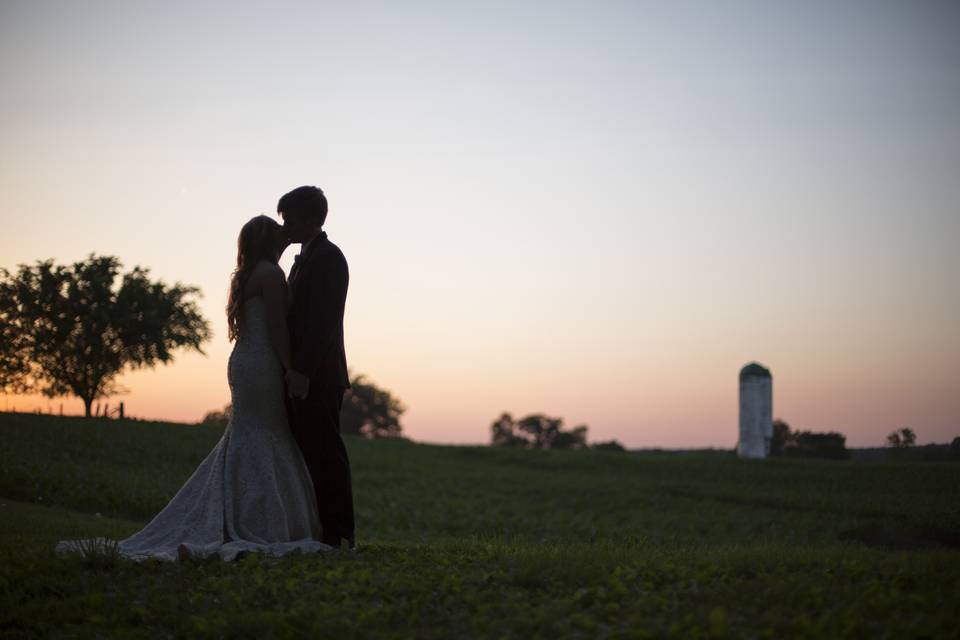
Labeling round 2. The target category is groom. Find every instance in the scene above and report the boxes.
[278,185,355,550]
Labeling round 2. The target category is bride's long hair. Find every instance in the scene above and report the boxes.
[227,215,281,342]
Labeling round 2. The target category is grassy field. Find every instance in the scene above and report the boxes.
[1,412,958,638]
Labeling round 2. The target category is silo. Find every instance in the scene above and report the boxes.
[738,362,772,458]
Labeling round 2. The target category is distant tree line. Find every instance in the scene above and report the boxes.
[771,421,960,462]
[202,404,233,425]
[883,427,960,461]
[770,419,849,459]
[490,412,626,451]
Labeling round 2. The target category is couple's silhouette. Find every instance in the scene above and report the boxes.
[57,186,355,561]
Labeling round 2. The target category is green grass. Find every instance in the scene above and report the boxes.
[1,412,958,638]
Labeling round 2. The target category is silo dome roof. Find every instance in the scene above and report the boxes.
[739,362,771,379]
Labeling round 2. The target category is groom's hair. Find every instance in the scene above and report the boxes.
[277,186,328,226]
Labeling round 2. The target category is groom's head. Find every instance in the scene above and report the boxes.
[278,185,327,243]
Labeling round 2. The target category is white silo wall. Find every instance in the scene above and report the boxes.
[738,376,772,458]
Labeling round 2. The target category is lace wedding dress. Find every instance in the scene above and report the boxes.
[56,296,332,562]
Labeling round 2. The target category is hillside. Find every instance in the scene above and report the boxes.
[1,412,958,638]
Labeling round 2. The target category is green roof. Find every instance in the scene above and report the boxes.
[739,362,771,379]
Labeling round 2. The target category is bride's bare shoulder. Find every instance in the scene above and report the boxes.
[251,260,285,279]
[243,260,287,300]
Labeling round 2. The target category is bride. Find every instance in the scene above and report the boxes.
[56,215,332,562]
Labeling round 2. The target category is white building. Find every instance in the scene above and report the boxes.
[738,362,772,458]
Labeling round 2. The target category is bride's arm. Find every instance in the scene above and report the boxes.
[261,264,294,373]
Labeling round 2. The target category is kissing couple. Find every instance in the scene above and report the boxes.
[58,185,355,561]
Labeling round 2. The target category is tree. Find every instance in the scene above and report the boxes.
[0,255,211,417]
[201,404,232,426]
[0,285,29,392]
[886,427,916,448]
[516,414,564,448]
[340,373,405,438]
[491,412,528,447]
[784,430,850,460]
[489,412,589,449]
[591,439,626,452]
[768,420,849,460]
[550,425,589,450]
[770,419,791,456]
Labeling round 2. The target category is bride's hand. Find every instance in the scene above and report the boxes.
[285,370,310,399]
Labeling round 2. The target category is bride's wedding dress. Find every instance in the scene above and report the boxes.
[56,296,331,562]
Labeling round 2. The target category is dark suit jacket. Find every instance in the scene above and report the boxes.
[288,231,350,393]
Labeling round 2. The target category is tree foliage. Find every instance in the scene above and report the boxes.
[770,419,791,456]
[490,412,588,450]
[769,419,849,459]
[786,431,850,460]
[0,254,211,416]
[491,413,529,448]
[340,373,405,438]
[591,440,627,452]
[886,427,917,449]
[201,404,232,426]
[0,285,29,391]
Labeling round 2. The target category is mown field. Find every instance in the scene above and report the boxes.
[1,412,958,638]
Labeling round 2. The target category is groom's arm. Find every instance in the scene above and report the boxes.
[292,250,348,389]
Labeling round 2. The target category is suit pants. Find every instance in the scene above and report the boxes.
[286,387,355,546]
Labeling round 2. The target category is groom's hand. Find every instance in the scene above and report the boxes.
[285,370,310,400]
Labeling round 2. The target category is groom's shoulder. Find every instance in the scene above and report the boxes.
[318,236,347,265]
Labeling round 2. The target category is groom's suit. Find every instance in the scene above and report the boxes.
[286,230,354,546]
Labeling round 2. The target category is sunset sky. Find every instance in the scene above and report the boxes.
[1,1,958,447]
